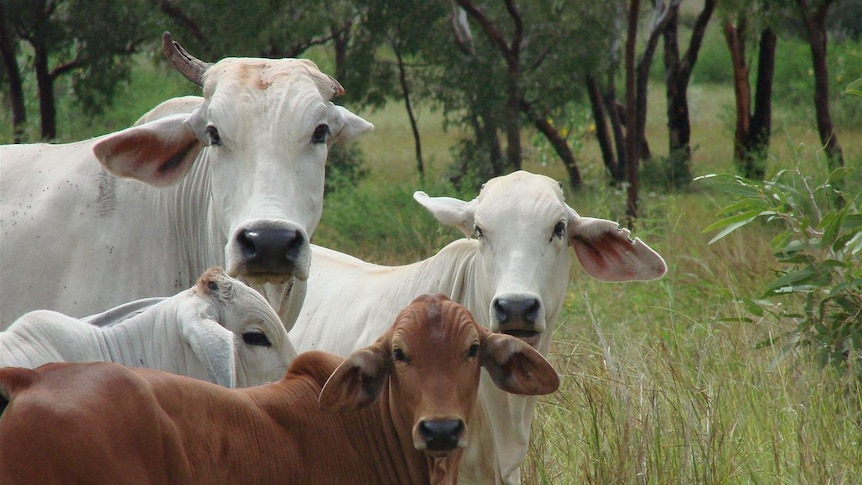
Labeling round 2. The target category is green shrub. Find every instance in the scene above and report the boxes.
[699,168,862,376]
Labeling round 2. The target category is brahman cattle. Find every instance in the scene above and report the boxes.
[289,170,667,484]
[0,32,373,328]
[0,295,559,485]
[0,267,292,388]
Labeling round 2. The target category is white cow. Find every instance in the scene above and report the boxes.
[0,267,293,388]
[0,32,373,328]
[289,170,667,484]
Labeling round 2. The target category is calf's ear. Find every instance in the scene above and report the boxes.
[182,318,237,388]
[568,212,667,282]
[319,346,389,413]
[481,334,559,396]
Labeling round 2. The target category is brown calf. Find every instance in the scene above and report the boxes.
[0,294,558,485]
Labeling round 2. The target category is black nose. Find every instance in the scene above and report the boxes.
[237,227,304,273]
[419,419,464,451]
[493,297,540,325]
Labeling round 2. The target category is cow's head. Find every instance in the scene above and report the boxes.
[178,267,294,388]
[318,294,558,469]
[92,33,373,286]
[413,171,667,353]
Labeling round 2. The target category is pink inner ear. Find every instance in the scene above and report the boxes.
[571,230,667,282]
[92,117,201,188]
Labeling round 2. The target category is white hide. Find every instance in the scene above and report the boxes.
[0,47,373,328]
[289,170,667,484]
[0,268,294,388]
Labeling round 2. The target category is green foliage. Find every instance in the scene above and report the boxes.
[700,168,862,375]
[324,142,369,196]
[313,176,468,265]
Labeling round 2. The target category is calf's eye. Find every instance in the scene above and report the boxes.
[468,343,479,358]
[242,331,272,347]
[473,225,484,240]
[392,348,407,362]
[205,125,222,147]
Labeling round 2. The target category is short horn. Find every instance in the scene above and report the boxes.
[162,31,211,86]
[329,75,345,97]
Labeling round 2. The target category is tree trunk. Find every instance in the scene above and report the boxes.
[724,19,753,175]
[605,85,628,182]
[33,43,56,141]
[724,19,776,180]
[797,0,844,171]
[746,28,776,169]
[532,115,581,189]
[0,7,26,143]
[393,44,424,179]
[505,73,522,171]
[624,0,640,222]
[586,74,617,179]
[662,0,716,186]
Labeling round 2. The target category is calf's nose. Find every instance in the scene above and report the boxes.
[418,419,465,452]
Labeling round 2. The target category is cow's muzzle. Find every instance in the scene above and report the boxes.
[492,295,543,348]
[227,221,310,282]
[416,418,466,453]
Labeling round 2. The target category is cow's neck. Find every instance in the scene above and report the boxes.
[415,239,488,324]
[165,150,223,286]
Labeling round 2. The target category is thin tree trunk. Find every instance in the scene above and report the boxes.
[746,28,776,163]
[605,86,627,182]
[796,0,844,171]
[724,19,753,174]
[33,43,56,141]
[0,6,26,143]
[532,115,581,189]
[625,0,640,221]
[586,74,617,179]
[393,45,424,179]
[663,0,716,186]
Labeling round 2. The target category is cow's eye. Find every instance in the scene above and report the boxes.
[242,331,272,347]
[473,225,484,240]
[553,221,566,239]
[311,124,331,144]
[392,348,407,362]
[467,343,479,358]
[205,125,222,147]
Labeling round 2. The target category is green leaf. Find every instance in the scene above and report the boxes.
[825,167,854,185]
[846,77,862,97]
[715,198,767,217]
[699,174,763,198]
[703,210,761,244]
[763,266,816,295]
[819,207,847,249]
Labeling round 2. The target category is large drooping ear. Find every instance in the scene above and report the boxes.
[319,346,389,413]
[481,333,559,396]
[92,112,203,187]
[328,104,374,143]
[413,191,477,238]
[567,208,667,282]
[182,317,237,388]
[179,268,237,388]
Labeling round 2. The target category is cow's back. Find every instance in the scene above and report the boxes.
[0,363,193,484]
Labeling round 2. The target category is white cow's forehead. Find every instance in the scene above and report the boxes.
[475,172,567,226]
[201,58,326,96]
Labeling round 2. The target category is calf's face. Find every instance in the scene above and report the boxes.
[318,294,559,457]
